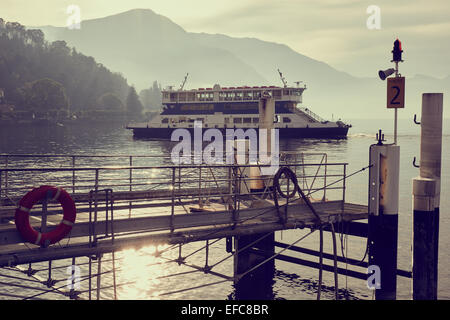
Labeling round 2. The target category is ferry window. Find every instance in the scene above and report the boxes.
[179,93,186,101]
[234,92,243,100]
[170,93,177,102]
[219,92,225,101]
[283,117,292,123]
[283,90,290,96]
[243,117,251,123]
[252,118,259,123]
[196,118,204,122]
[188,92,195,101]
[162,118,169,123]
[233,118,242,124]
[207,93,213,101]
[163,92,169,99]
[273,90,282,99]
[243,92,252,100]
[188,119,195,123]
[253,91,261,100]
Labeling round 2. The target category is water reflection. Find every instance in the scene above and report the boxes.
[117,244,170,299]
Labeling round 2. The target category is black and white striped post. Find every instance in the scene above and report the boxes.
[368,135,400,300]
[412,93,443,300]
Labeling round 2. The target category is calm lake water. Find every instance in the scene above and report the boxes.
[0,118,449,300]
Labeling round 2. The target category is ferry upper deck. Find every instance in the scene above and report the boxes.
[161,84,306,105]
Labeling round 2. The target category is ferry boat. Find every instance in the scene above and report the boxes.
[127,83,351,139]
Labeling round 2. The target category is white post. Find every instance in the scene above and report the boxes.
[412,92,443,300]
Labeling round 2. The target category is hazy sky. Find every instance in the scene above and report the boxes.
[1,0,449,78]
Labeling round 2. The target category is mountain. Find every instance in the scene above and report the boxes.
[38,8,449,120]
[39,9,267,89]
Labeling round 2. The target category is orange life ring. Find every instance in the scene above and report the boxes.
[15,186,76,246]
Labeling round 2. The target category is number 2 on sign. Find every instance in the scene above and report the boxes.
[390,86,400,105]
[387,77,405,108]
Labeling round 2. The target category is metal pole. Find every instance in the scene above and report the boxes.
[0,170,2,204]
[394,61,399,145]
[96,255,102,300]
[199,166,202,208]
[129,156,132,218]
[170,167,175,232]
[72,156,76,193]
[4,155,8,198]
[412,93,443,300]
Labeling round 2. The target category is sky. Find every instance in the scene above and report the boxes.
[1,0,449,79]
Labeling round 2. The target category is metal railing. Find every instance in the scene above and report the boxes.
[0,153,345,208]
[0,153,350,300]
[298,107,327,123]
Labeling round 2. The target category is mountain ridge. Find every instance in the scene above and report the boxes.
[35,8,449,119]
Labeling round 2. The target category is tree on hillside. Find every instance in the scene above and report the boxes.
[139,81,162,111]
[17,78,69,112]
[96,92,124,111]
[0,19,131,118]
[126,86,143,117]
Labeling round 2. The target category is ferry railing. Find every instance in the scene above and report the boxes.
[298,107,327,123]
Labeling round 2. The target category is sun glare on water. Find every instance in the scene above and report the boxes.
[116,244,170,299]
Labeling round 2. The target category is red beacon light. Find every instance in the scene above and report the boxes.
[392,38,403,62]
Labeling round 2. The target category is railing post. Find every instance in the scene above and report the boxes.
[0,169,2,202]
[342,164,347,210]
[72,156,76,193]
[129,156,132,218]
[4,155,8,198]
[323,154,328,202]
[198,166,203,208]
[93,169,99,246]
[170,167,175,232]
[96,255,102,300]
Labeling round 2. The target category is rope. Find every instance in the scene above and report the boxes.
[272,166,324,300]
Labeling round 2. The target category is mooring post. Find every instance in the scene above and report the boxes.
[368,132,400,300]
[412,93,443,300]
[233,232,275,299]
[232,92,276,299]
